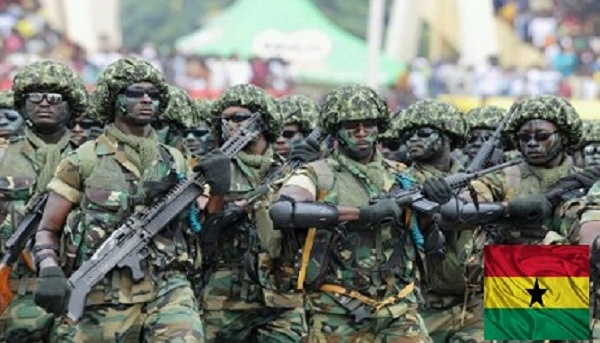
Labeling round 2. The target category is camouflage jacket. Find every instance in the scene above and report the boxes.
[283,152,420,318]
[47,133,197,306]
[406,158,472,297]
[201,149,288,311]
[0,134,74,290]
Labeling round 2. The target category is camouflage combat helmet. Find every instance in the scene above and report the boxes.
[277,94,319,134]
[395,99,467,148]
[505,95,582,150]
[0,90,14,109]
[210,84,281,143]
[194,98,214,127]
[92,57,170,124]
[162,85,197,128]
[465,106,506,130]
[583,121,600,145]
[320,84,390,135]
[12,60,87,117]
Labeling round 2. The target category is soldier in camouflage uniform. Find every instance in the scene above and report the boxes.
[0,61,87,342]
[0,90,24,160]
[68,110,103,148]
[393,99,478,343]
[579,121,600,168]
[199,84,306,342]
[463,106,518,166]
[273,84,455,342]
[186,99,215,158]
[154,85,196,152]
[275,94,319,160]
[449,95,584,342]
[31,57,226,342]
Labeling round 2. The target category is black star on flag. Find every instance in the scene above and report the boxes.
[526,278,548,308]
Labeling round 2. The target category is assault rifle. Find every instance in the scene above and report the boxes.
[0,193,48,314]
[201,126,325,263]
[465,107,515,173]
[66,113,263,323]
[375,158,523,214]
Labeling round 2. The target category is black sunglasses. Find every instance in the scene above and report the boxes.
[222,112,253,123]
[68,120,100,130]
[467,132,493,144]
[123,87,160,100]
[281,129,300,139]
[26,92,64,105]
[340,120,377,131]
[403,127,438,141]
[517,131,558,143]
[185,129,210,137]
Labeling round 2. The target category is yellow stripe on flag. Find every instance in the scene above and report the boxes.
[484,276,588,309]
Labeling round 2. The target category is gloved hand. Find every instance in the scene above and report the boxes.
[506,194,552,221]
[143,172,179,201]
[193,149,231,195]
[358,199,402,224]
[422,176,452,204]
[289,136,321,163]
[34,266,70,315]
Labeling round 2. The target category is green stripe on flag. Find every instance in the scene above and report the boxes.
[484,308,589,340]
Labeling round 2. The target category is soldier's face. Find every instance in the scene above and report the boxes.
[116,82,160,127]
[275,123,302,159]
[0,108,23,138]
[184,122,215,156]
[405,126,445,161]
[220,106,257,141]
[517,119,563,166]
[23,91,70,133]
[337,119,379,161]
[68,118,101,147]
[465,128,503,159]
[583,143,600,167]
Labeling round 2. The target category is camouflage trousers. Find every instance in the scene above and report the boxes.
[307,310,432,343]
[0,291,54,343]
[55,281,204,343]
[203,306,306,343]
[421,292,481,343]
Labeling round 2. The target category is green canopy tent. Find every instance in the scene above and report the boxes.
[176,0,404,86]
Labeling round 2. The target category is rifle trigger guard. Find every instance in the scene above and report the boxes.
[117,254,145,281]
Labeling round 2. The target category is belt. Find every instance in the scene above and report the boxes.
[320,282,415,313]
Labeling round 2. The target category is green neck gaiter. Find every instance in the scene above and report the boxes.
[105,124,160,176]
[26,127,70,194]
[236,146,275,184]
[336,150,386,193]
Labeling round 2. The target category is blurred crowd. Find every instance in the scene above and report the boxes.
[0,0,295,95]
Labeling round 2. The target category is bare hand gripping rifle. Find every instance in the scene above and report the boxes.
[66,113,263,323]
[0,193,48,314]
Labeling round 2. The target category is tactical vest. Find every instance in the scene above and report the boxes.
[300,158,417,317]
[62,136,198,305]
[0,136,73,292]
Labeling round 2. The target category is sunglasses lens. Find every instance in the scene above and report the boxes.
[282,130,297,139]
[46,93,63,104]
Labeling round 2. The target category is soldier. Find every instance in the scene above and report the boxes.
[200,84,305,342]
[272,84,453,342]
[0,90,24,160]
[0,60,87,342]
[68,114,103,147]
[31,57,227,342]
[275,94,319,160]
[579,121,600,168]
[154,85,195,151]
[185,99,216,158]
[463,106,514,166]
[393,99,476,343]
[448,95,584,342]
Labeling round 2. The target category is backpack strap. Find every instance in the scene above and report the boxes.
[164,145,187,175]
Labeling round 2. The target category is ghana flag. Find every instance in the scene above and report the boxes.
[484,245,590,340]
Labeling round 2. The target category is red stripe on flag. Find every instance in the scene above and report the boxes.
[484,245,589,277]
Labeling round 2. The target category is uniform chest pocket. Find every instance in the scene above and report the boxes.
[81,187,129,253]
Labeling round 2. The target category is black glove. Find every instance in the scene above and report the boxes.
[143,172,179,201]
[358,199,402,225]
[422,176,452,204]
[290,136,321,163]
[506,194,552,222]
[34,266,70,315]
[193,149,231,195]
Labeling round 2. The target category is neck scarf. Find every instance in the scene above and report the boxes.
[105,124,160,176]
[26,127,70,194]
